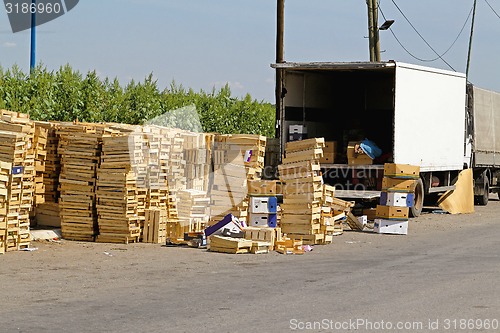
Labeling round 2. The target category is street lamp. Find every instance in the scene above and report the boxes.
[379,20,395,31]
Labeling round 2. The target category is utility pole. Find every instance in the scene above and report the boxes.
[30,0,36,71]
[276,0,285,138]
[367,0,375,61]
[466,0,478,79]
[373,0,381,61]
[367,0,381,62]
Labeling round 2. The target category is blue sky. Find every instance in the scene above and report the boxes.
[1,0,499,102]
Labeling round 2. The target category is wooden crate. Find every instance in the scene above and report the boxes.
[209,235,253,254]
[143,209,167,244]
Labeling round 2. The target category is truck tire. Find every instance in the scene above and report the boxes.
[410,179,424,217]
[476,178,489,206]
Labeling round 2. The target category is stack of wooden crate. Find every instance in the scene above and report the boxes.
[279,138,326,245]
[31,124,48,225]
[0,161,9,254]
[165,129,187,191]
[143,126,169,210]
[319,184,336,243]
[375,164,420,235]
[58,123,102,241]
[96,130,143,244]
[177,189,210,233]
[209,134,267,226]
[0,110,36,251]
[209,161,249,225]
[183,132,213,191]
[33,122,61,227]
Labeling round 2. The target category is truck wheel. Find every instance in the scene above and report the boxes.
[476,179,489,206]
[410,179,424,217]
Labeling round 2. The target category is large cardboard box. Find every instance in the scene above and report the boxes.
[362,208,377,221]
[384,163,420,179]
[376,205,409,219]
[374,219,408,235]
[348,154,373,165]
[382,178,417,193]
[248,180,277,196]
[323,141,337,154]
[320,153,335,164]
[380,192,414,207]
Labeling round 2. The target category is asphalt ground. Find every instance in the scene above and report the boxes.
[1,200,499,333]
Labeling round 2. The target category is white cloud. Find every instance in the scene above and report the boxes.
[211,81,245,91]
[265,78,274,85]
[2,42,17,48]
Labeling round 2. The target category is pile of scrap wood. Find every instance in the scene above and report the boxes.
[0,110,36,252]
[279,138,326,245]
[207,214,309,255]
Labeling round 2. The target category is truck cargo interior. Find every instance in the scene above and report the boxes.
[284,69,395,164]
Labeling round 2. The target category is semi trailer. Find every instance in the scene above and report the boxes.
[272,61,500,216]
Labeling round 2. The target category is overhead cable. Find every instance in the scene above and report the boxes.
[379,2,473,65]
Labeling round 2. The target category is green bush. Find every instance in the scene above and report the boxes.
[0,65,276,137]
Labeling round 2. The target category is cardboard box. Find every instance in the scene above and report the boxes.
[249,196,278,214]
[374,219,408,235]
[382,178,417,192]
[347,141,373,165]
[248,180,277,196]
[376,205,409,220]
[348,154,373,166]
[323,141,337,154]
[347,141,360,159]
[320,153,335,164]
[384,163,420,179]
[380,192,414,207]
[276,181,283,195]
[362,208,377,221]
[248,213,278,228]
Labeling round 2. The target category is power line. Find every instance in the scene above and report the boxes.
[484,0,500,20]
[379,3,473,64]
[389,0,457,71]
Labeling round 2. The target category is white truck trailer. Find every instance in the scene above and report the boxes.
[468,85,500,206]
[272,61,496,216]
